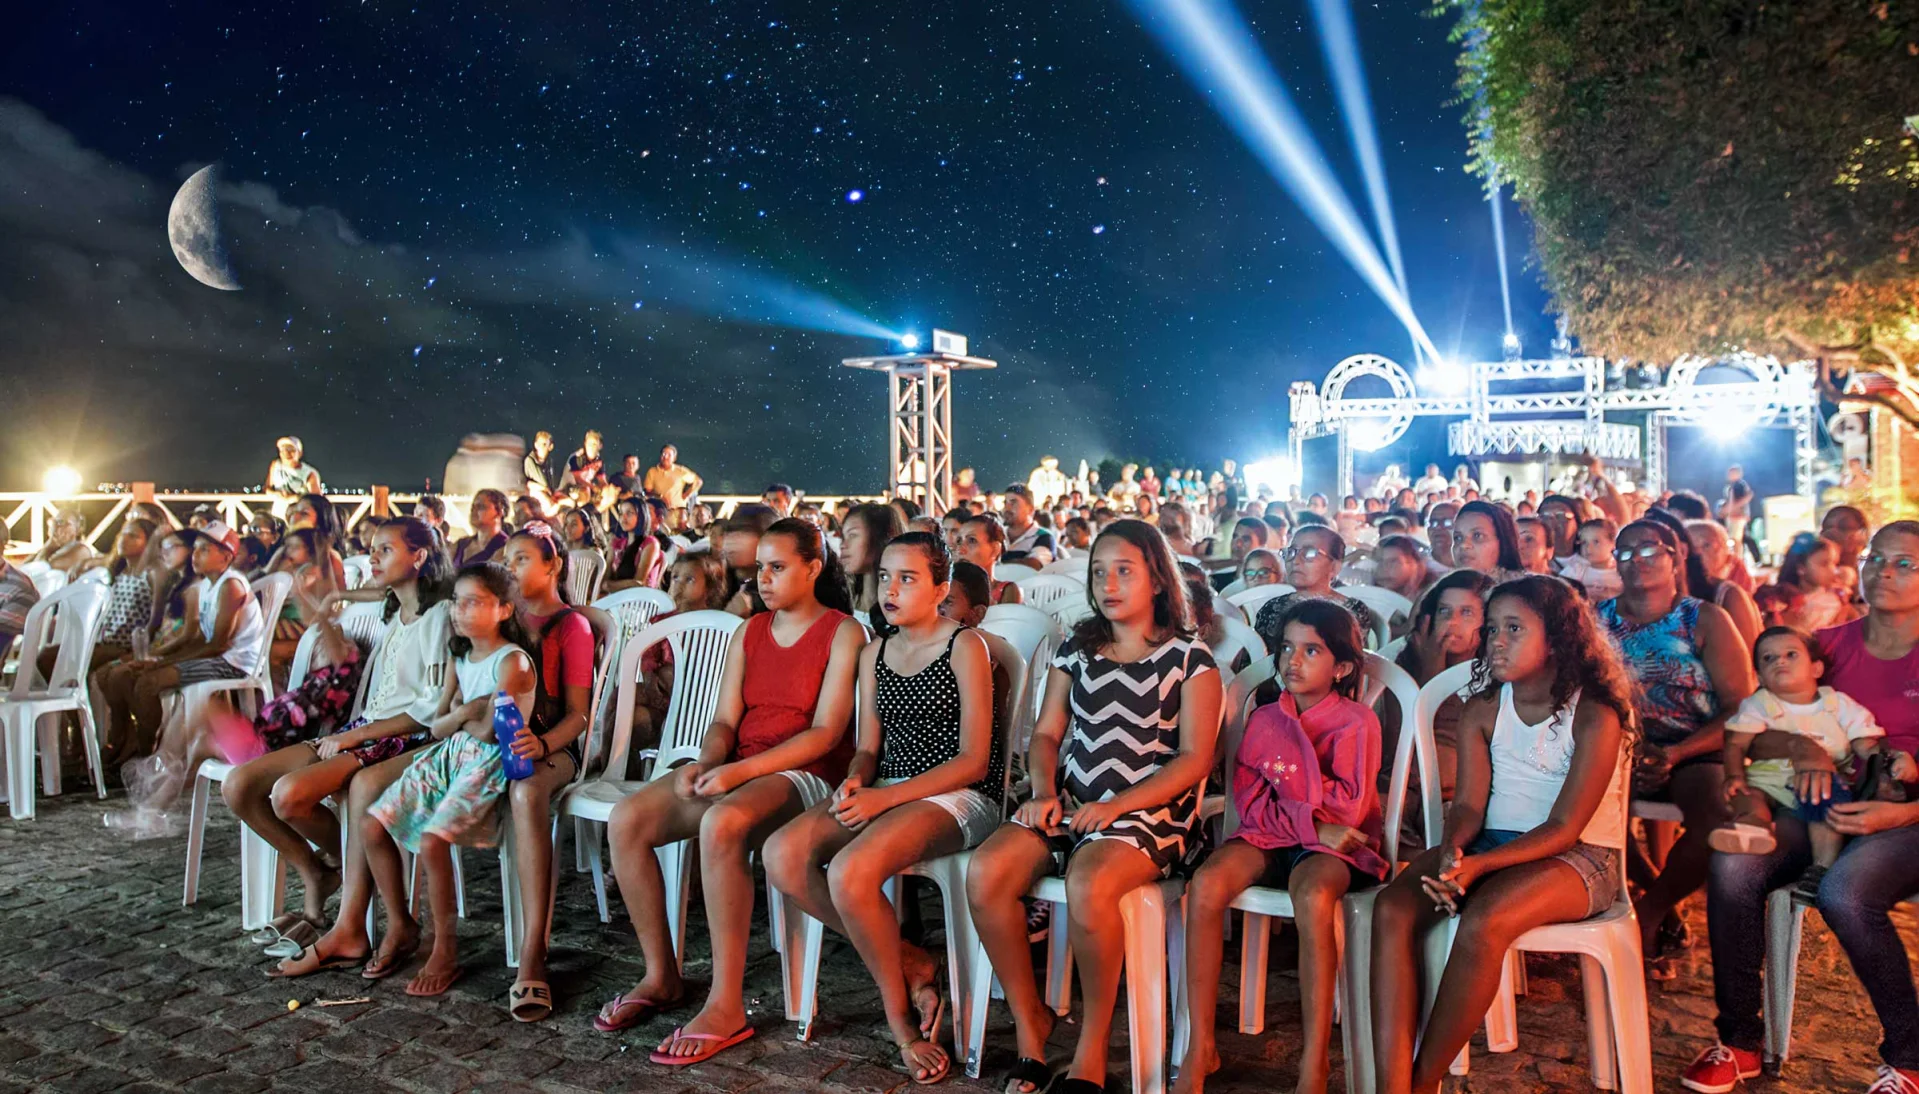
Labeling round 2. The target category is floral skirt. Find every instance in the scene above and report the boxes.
[366,733,507,853]
[255,648,363,752]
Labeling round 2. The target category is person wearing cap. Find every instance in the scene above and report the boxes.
[999,484,1056,570]
[112,521,265,765]
[267,437,323,506]
[0,528,40,664]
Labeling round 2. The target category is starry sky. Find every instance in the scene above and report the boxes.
[0,0,1552,495]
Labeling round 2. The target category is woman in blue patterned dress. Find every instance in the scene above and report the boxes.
[1598,518,1754,969]
[966,519,1223,1094]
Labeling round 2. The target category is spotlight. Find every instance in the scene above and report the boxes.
[1502,331,1522,361]
[898,333,921,350]
[1420,358,1469,394]
[42,467,82,495]
[1706,414,1750,441]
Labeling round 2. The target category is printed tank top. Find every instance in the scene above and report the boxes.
[874,628,1004,797]
[1598,596,1715,748]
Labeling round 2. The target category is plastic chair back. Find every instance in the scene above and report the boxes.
[605,610,742,782]
[75,567,111,586]
[242,573,295,688]
[1392,660,1471,861]
[342,555,373,590]
[1038,558,1088,579]
[1226,583,1295,620]
[339,601,397,718]
[1014,573,1087,615]
[991,563,1031,584]
[980,607,1061,758]
[1212,614,1262,671]
[567,549,607,606]
[6,579,109,699]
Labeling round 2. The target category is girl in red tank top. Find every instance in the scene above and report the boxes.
[601,520,865,1067]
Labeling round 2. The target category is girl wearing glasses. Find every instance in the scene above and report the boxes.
[1596,519,1755,975]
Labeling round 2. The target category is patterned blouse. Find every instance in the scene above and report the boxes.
[1598,596,1716,748]
[99,570,153,648]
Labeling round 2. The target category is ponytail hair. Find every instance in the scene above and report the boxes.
[378,517,456,623]
[508,522,575,605]
[762,517,854,615]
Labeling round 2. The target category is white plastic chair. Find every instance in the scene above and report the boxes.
[0,580,111,819]
[1039,558,1089,579]
[577,587,675,789]
[981,604,1063,755]
[18,561,67,598]
[74,567,111,586]
[1013,573,1088,617]
[1225,583,1295,622]
[1210,614,1261,674]
[1174,655,1419,1064]
[1436,752,1649,1092]
[341,555,373,590]
[556,610,741,935]
[159,573,294,749]
[993,563,1034,584]
[1340,585,1410,649]
[567,549,607,606]
[182,601,391,929]
[1335,659,1457,1094]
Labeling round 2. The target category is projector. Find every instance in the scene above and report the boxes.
[932,329,967,357]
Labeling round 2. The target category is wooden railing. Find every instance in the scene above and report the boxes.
[0,485,878,557]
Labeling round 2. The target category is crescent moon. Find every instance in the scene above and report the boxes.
[167,164,241,291]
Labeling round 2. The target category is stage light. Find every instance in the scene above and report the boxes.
[42,467,81,495]
[899,333,921,350]
[1124,0,1440,363]
[1706,414,1751,441]
[1502,332,1520,350]
[1243,456,1294,493]
[1419,358,1470,394]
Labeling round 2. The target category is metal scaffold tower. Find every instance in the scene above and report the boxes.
[842,329,996,514]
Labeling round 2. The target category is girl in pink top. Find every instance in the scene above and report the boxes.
[1176,599,1383,1094]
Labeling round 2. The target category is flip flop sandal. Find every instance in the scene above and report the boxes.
[404,965,464,998]
[594,992,674,1033]
[1706,822,1778,856]
[916,986,948,1043]
[264,917,324,960]
[1004,1057,1053,1094]
[508,980,553,1023]
[648,1025,756,1067]
[268,943,368,978]
[361,938,422,981]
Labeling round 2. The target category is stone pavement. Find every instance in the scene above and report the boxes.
[0,794,1911,1094]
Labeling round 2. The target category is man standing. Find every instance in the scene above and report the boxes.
[523,431,560,503]
[565,431,606,490]
[643,444,703,509]
[1720,464,1754,557]
[999,484,1056,569]
[609,454,646,498]
[1025,456,1069,507]
[1413,462,1449,499]
[762,483,796,519]
[0,532,40,662]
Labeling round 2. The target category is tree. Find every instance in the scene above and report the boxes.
[1445,0,1918,421]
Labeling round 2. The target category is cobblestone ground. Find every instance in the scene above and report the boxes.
[0,793,1911,1093]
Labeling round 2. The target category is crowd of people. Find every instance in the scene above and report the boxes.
[1,437,1913,1094]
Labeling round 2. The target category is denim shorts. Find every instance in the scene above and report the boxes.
[1469,829,1620,918]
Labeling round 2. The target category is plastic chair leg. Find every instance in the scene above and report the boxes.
[659,838,692,970]
[587,829,612,923]
[573,817,592,873]
[1762,889,1805,1071]
[794,906,827,1041]
[239,821,287,931]
[965,940,996,1079]
[36,711,62,797]
[1485,949,1520,1052]
[1580,953,1618,1091]
[1165,894,1188,1067]
[1118,885,1170,1094]
[1045,902,1073,1015]
[930,861,979,1073]
[77,702,105,798]
[768,872,787,955]
[183,771,212,905]
[3,708,40,818]
[1600,941,1653,1094]
[1238,911,1272,1035]
[779,879,813,1022]
[500,820,523,969]
[450,846,467,919]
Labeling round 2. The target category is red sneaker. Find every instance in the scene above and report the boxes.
[1866,1065,1919,1094]
[1681,1043,1763,1093]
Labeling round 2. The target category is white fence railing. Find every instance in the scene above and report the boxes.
[0,489,878,557]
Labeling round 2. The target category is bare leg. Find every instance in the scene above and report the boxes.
[224,746,350,922]
[1061,839,1162,1089]
[407,835,461,995]
[507,754,576,984]
[824,803,967,1080]
[604,775,709,1006]
[1288,854,1357,1094]
[1808,821,1843,868]
[362,809,419,959]
[762,800,860,935]
[965,825,1056,1090]
[659,774,809,1055]
[1175,841,1270,1094]
[293,750,416,969]
[1369,847,1452,1094]
[130,665,181,750]
[1407,859,1591,1094]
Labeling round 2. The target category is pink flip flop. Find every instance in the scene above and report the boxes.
[649,1025,756,1067]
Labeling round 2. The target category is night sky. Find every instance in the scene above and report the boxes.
[0,1,1551,495]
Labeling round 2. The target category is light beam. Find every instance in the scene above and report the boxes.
[1123,0,1441,361]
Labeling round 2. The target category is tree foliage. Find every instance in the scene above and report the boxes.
[1444,0,1918,370]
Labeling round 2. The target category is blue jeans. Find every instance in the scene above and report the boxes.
[1707,813,1918,1069]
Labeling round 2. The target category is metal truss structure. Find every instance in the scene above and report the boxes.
[842,347,997,514]
[1288,352,1821,496]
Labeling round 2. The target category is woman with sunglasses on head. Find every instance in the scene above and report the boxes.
[1598,519,1755,976]
[1251,525,1383,654]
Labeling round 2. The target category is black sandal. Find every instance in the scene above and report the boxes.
[1791,864,1828,907]
[1004,1057,1053,1094]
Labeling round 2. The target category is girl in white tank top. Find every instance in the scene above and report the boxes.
[1367,575,1641,1092]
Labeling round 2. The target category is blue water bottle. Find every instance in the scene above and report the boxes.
[494,692,535,781]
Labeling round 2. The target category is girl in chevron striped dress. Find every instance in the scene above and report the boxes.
[966,519,1223,1094]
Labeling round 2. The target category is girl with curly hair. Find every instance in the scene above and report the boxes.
[1369,575,1637,1094]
